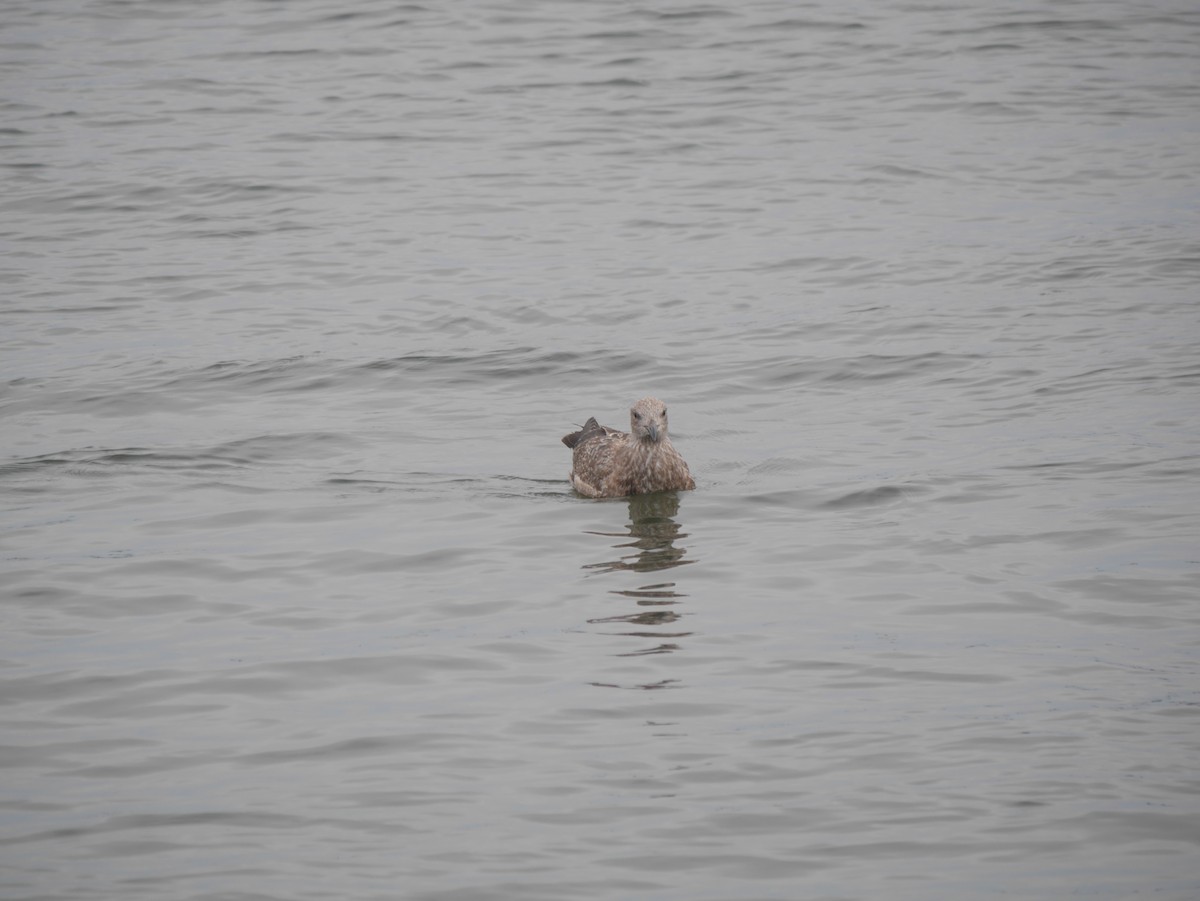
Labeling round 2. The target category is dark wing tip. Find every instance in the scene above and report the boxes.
[562,416,602,448]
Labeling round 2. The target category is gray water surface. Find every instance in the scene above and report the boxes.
[3,1,1199,899]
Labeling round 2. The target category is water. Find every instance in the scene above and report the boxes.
[2,1,1199,898]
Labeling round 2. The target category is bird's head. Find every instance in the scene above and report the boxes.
[630,397,669,444]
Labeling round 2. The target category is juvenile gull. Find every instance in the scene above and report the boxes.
[561,397,696,498]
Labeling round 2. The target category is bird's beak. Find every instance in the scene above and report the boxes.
[647,423,660,443]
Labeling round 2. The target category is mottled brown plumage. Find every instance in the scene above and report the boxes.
[562,397,696,498]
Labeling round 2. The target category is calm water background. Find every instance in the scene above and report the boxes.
[2,1,1199,898]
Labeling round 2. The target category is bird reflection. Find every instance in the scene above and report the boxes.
[583,492,694,669]
[581,492,693,576]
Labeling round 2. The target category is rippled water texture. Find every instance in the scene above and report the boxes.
[2,1,1199,899]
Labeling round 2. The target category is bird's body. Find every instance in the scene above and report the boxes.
[562,397,695,498]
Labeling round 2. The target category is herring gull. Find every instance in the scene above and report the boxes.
[562,397,696,498]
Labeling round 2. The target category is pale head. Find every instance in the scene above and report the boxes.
[629,396,669,444]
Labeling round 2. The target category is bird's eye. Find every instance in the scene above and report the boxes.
[633,411,642,420]
[662,407,667,416]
